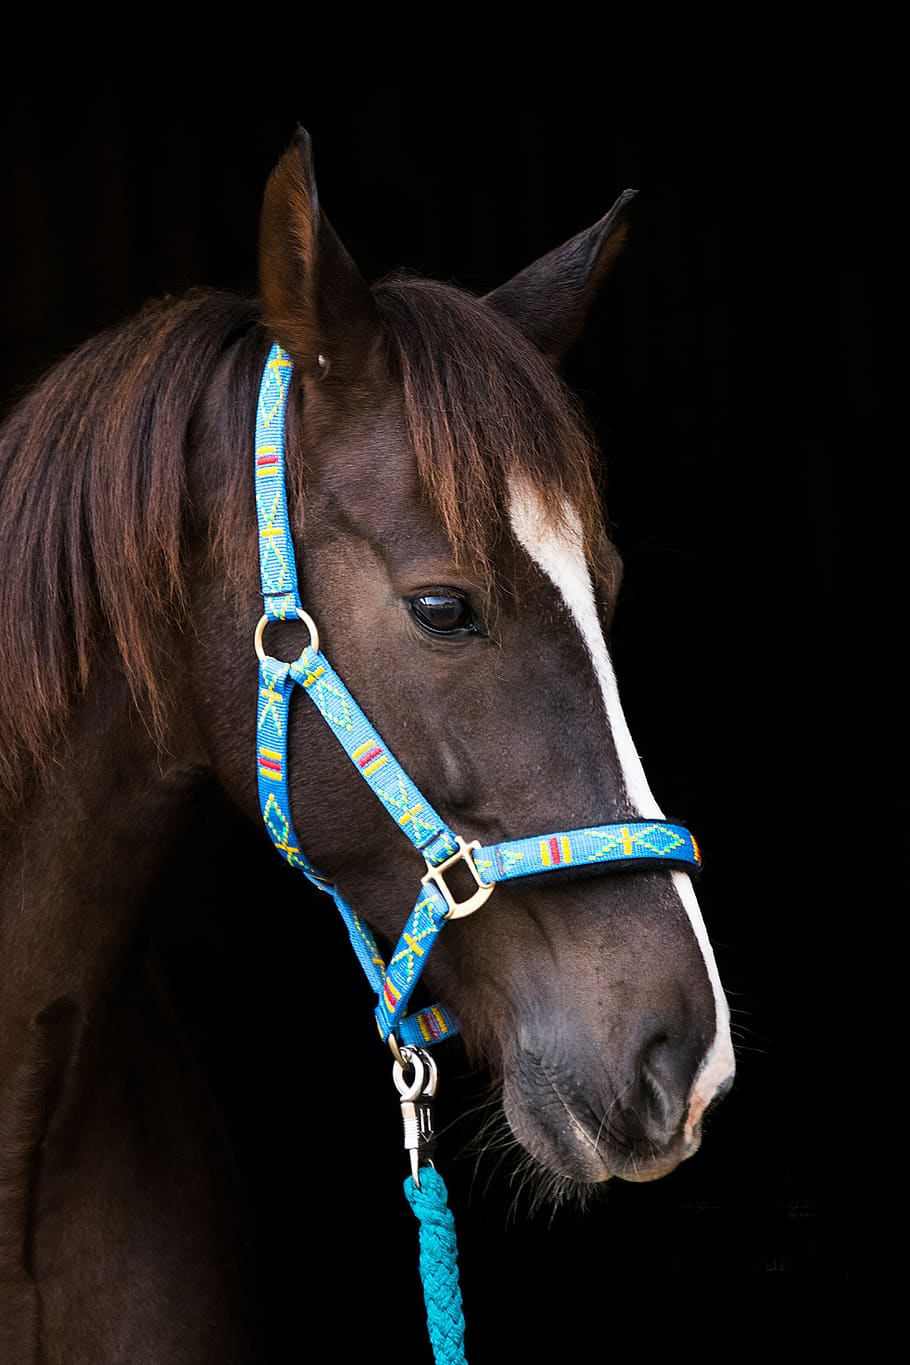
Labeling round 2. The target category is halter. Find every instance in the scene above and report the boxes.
[253,340,703,1363]
[253,343,702,1051]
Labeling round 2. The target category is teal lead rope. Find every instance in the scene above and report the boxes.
[404,1169,468,1365]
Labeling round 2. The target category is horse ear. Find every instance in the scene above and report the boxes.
[484,189,638,363]
[259,127,378,381]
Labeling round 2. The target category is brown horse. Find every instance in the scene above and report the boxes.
[0,128,734,1362]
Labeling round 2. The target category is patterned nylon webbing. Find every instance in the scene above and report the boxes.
[253,343,701,1047]
[256,646,459,1045]
[475,823,700,882]
[256,346,302,621]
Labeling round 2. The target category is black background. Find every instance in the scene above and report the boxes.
[2,33,894,1364]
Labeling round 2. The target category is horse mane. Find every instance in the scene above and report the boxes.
[372,276,611,584]
[0,290,261,812]
[0,274,612,814]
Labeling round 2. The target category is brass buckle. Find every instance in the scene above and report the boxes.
[422,836,494,920]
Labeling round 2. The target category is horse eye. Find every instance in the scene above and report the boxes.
[409,592,476,636]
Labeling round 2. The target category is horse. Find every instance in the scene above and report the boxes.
[0,127,735,1363]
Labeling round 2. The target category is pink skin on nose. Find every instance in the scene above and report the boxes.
[685,1090,710,1144]
[684,1058,735,1146]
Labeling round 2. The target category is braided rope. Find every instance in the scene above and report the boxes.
[404,1169,468,1364]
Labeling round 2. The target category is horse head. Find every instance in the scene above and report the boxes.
[190,129,734,1194]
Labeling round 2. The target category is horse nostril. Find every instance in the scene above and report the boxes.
[636,1034,700,1139]
[639,1063,673,1130]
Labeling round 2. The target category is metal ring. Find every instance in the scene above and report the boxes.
[387,1032,406,1067]
[254,608,320,661]
[392,1048,426,1102]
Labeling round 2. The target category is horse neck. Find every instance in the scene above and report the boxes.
[0,662,205,1070]
[0,662,246,1363]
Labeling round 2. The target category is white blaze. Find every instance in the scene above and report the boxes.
[507,478,735,1116]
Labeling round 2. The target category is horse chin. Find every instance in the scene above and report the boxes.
[502,1083,616,1185]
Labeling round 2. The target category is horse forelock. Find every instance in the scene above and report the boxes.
[372,276,612,587]
[0,290,260,812]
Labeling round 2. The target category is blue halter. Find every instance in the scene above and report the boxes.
[254,344,701,1049]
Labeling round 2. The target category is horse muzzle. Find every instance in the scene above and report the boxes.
[500,1024,726,1185]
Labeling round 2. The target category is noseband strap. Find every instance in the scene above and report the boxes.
[253,344,701,1047]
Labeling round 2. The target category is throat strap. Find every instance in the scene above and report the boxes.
[257,649,460,1048]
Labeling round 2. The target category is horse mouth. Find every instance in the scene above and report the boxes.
[501,1051,699,1187]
